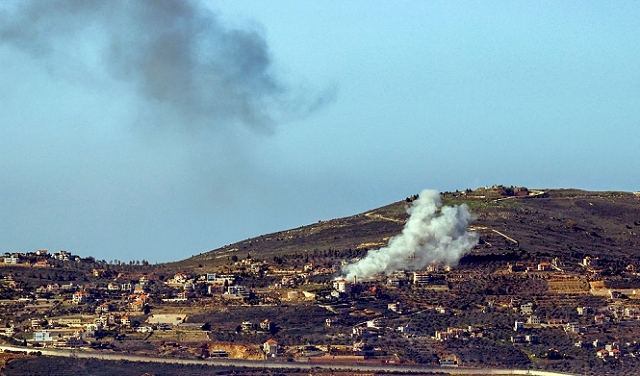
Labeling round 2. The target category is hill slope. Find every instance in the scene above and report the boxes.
[177,188,640,269]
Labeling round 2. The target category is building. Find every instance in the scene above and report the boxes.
[594,314,610,326]
[583,256,600,268]
[173,273,188,284]
[426,264,440,273]
[52,332,84,348]
[32,330,53,344]
[397,325,413,334]
[577,306,592,316]
[325,318,338,327]
[435,327,465,341]
[56,318,82,327]
[352,326,369,337]
[4,256,19,264]
[413,272,432,286]
[95,303,109,314]
[207,283,225,295]
[435,330,453,341]
[565,322,583,333]
[130,299,145,312]
[508,262,526,272]
[53,250,71,261]
[260,319,272,332]
[72,291,90,304]
[366,318,384,329]
[511,335,525,343]
[84,323,99,337]
[520,302,534,315]
[92,269,106,277]
[387,279,401,287]
[537,262,552,271]
[333,279,351,293]
[438,354,459,367]
[388,302,403,313]
[226,285,250,297]
[263,338,278,356]
[514,321,524,332]
[206,273,236,284]
[30,318,42,329]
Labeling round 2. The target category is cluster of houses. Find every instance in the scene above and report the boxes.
[434,326,485,341]
[27,312,134,348]
[507,259,562,273]
[509,299,640,360]
[8,246,640,367]
[163,272,252,299]
[3,249,77,266]
[0,268,268,348]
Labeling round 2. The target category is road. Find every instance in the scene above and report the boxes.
[0,345,580,376]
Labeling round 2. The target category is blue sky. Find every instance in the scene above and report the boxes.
[1,1,639,262]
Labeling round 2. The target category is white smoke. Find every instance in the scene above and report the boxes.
[341,189,478,280]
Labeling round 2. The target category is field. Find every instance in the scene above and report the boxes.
[547,277,590,294]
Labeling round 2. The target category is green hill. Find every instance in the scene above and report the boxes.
[173,187,640,270]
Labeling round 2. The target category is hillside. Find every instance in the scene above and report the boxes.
[178,187,640,269]
[5,186,640,375]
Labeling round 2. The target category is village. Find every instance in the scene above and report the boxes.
[2,244,640,375]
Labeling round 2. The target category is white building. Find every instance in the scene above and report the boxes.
[33,330,53,343]
[366,318,384,329]
[263,338,278,356]
[4,256,19,264]
[514,321,524,332]
[226,285,250,297]
[333,279,351,293]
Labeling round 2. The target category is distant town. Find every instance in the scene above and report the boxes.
[0,243,638,375]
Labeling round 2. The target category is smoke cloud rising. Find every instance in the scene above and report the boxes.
[341,189,479,280]
[0,0,332,131]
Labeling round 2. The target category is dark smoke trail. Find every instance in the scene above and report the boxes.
[0,0,333,131]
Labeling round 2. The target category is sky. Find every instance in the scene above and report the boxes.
[1,1,639,263]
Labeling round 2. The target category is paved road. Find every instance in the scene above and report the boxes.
[0,345,579,376]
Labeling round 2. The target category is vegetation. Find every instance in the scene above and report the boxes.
[2,186,640,375]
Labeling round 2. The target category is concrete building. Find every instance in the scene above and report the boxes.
[263,338,278,356]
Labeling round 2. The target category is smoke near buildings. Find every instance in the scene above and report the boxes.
[341,189,479,280]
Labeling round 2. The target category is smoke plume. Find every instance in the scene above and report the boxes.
[341,189,479,280]
[0,0,333,131]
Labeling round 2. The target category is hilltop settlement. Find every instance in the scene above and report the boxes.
[1,187,640,375]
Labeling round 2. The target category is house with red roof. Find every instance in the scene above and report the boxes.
[263,338,278,356]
